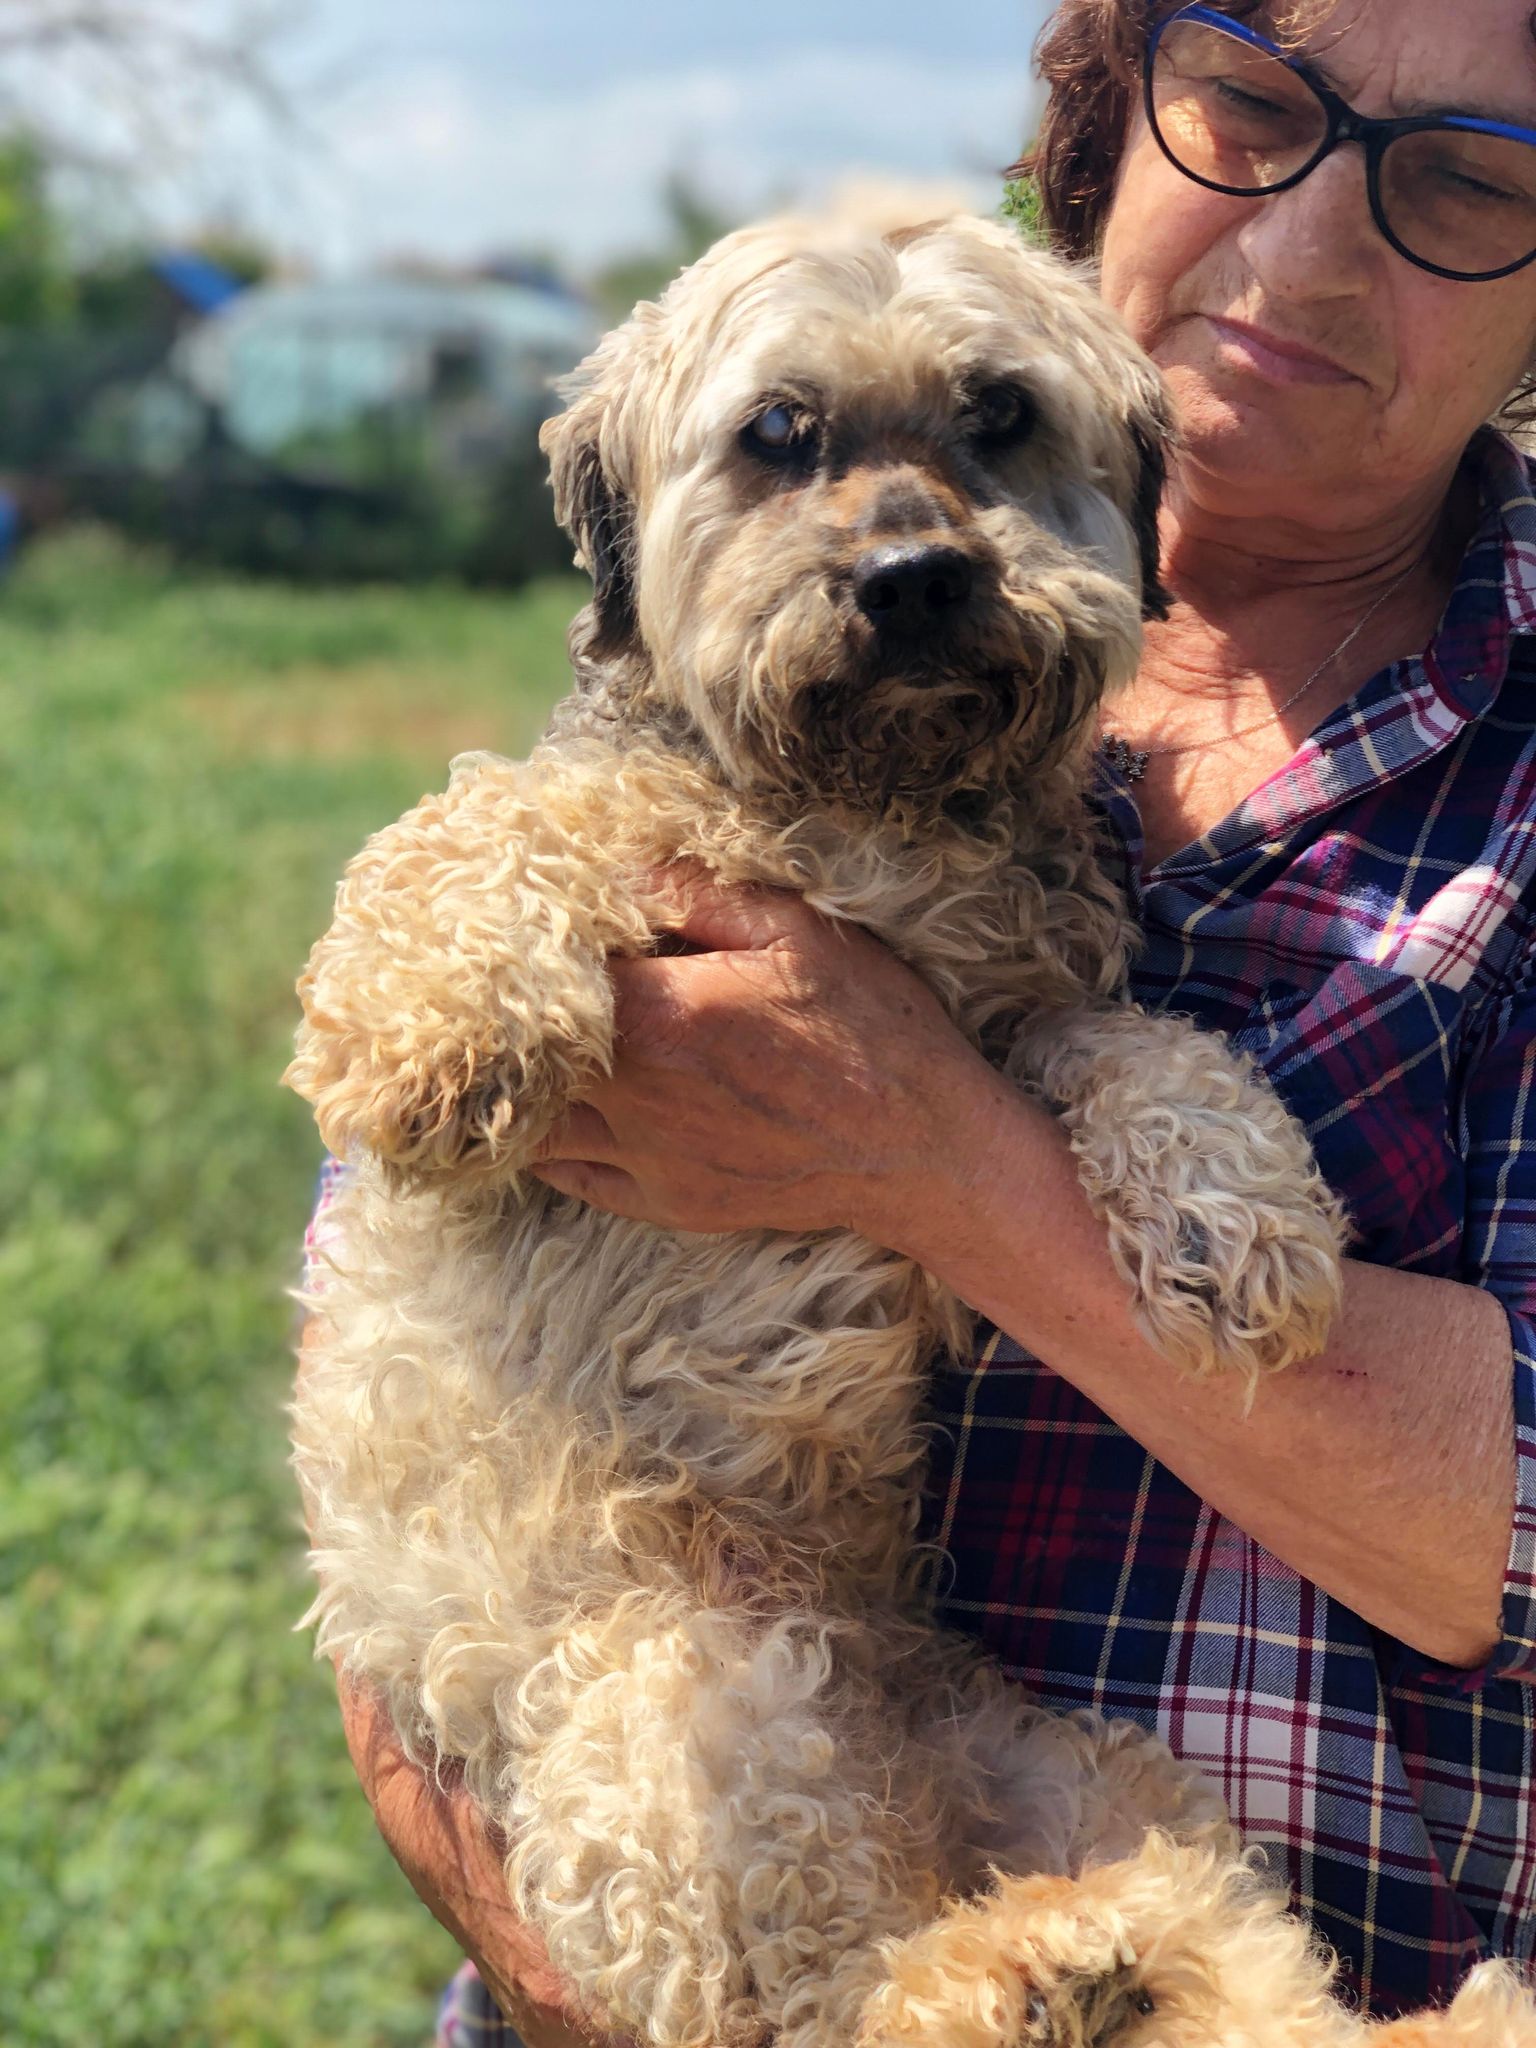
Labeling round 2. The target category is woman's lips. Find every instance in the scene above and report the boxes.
[1204,314,1360,386]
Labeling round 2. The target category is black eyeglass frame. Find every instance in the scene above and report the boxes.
[1144,3,1536,283]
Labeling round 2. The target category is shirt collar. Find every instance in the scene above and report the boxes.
[1094,426,1536,885]
[1421,424,1536,719]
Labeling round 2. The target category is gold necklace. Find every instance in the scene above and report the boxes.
[1101,560,1419,785]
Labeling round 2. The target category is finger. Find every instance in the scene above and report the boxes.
[642,862,809,955]
[607,955,672,1020]
[531,1103,618,1165]
[529,1158,647,1218]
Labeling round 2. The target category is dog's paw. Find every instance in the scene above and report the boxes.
[362,1043,525,1176]
[1032,1005,1350,1383]
[858,1878,1156,2048]
[286,1024,548,1180]
[1122,1155,1349,1384]
[1369,1961,1536,2046]
[1015,1967,1158,2048]
[860,1836,1345,2048]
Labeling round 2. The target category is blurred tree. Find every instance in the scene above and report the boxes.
[590,171,737,323]
[74,232,276,331]
[180,227,277,287]
[0,1,295,183]
[0,135,73,324]
[593,171,1043,326]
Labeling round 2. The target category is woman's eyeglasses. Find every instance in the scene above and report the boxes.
[1145,3,1536,282]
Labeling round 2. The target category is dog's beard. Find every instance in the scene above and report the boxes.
[787,668,1026,815]
[742,614,1107,825]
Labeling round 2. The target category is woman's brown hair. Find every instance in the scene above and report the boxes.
[1015,0,1273,261]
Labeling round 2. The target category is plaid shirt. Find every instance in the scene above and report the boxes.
[924,425,1536,2018]
[317,429,1536,2045]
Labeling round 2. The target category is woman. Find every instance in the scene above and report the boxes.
[319,0,1536,2029]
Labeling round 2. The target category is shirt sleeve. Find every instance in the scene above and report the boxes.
[1459,944,1536,1682]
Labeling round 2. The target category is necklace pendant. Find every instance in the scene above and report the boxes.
[1104,734,1151,784]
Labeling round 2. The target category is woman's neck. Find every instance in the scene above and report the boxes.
[1143,457,1479,700]
[1161,461,1470,617]
[1103,456,1484,870]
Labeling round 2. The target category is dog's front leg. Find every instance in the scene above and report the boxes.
[287,748,653,1177]
[1011,1005,1348,1381]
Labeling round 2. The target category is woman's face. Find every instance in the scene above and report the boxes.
[1100,0,1536,532]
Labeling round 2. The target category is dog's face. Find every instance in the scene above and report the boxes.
[542,209,1173,827]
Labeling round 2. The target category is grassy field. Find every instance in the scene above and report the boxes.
[1,530,582,2045]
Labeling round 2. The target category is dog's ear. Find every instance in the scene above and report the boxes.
[551,424,636,651]
[540,319,651,655]
[1125,377,1175,623]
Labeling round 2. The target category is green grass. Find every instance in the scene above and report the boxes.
[1,529,581,2045]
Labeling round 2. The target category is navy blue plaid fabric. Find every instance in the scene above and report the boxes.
[436,1963,518,2046]
[310,428,1536,2039]
[925,426,1536,2016]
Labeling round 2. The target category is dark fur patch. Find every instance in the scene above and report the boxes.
[1129,408,1173,622]
[788,669,1025,818]
[562,438,638,654]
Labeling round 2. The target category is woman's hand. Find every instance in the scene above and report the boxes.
[529,869,1006,1249]
[336,1677,607,2048]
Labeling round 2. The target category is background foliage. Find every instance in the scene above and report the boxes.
[1,528,577,2044]
[999,176,1045,245]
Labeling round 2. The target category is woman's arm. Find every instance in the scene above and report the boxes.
[531,877,1516,1670]
[888,1070,1515,1670]
[336,1675,603,2048]
[306,876,1511,2021]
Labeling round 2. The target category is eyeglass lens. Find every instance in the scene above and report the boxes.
[1150,15,1536,279]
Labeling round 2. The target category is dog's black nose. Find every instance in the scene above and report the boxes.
[853,544,972,630]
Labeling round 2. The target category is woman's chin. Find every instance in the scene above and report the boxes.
[1159,364,1367,519]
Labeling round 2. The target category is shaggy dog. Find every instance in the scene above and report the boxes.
[288,208,1535,2045]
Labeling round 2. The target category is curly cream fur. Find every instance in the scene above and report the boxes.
[289,207,1523,2045]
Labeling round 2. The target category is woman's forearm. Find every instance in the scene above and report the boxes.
[874,1062,1516,1669]
[336,1674,607,2048]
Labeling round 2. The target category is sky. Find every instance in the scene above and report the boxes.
[146,0,1057,276]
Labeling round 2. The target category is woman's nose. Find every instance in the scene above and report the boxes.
[1237,146,1381,302]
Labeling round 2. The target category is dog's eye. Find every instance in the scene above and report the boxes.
[752,403,798,447]
[743,402,818,462]
[967,382,1036,449]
